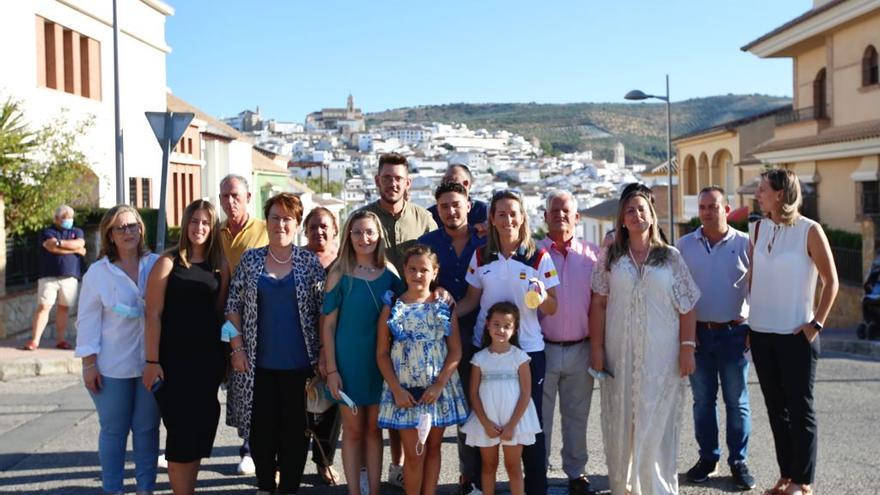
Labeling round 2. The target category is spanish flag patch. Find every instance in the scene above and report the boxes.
[544,270,557,278]
[519,272,527,280]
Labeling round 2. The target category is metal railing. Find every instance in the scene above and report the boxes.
[775,105,829,125]
[831,246,863,286]
[5,233,40,289]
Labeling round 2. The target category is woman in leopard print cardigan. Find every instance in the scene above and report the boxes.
[225,193,325,494]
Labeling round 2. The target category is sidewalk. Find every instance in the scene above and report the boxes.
[1,326,879,381]
[0,329,81,381]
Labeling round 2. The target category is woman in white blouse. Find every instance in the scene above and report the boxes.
[76,205,161,495]
[749,169,838,495]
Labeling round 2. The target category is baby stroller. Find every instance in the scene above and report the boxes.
[857,254,880,340]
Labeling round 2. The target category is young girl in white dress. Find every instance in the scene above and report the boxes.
[460,302,541,495]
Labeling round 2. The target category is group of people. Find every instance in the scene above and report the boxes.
[57,149,836,495]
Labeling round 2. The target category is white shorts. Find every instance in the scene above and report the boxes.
[37,276,79,308]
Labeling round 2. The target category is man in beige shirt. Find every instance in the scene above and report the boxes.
[219,174,268,272]
[361,152,436,274]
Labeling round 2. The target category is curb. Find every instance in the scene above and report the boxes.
[0,357,81,381]
[823,338,880,360]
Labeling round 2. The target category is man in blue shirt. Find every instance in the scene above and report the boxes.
[22,205,85,351]
[427,164,488,231]
[419,181,485,495]
[676,187,755,490]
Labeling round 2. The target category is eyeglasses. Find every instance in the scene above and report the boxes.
[350,229,378,238]
[112,223,141,235]
[268,214,297,226]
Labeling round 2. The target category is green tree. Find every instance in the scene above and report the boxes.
[304,176,343,197]
[0,98,95,236]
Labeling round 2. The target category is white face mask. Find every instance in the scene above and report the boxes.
[338,390,357,416]
[416,412,432,455]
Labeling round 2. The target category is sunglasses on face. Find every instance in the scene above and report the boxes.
[112,223,141,235]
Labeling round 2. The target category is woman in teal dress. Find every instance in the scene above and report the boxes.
[322,210,403,495]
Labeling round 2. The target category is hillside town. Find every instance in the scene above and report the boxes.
[221,95,643,243]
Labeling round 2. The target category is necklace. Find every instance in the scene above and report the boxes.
[267,246,293,264]
[628,245,650,267]
[357,264,380,273]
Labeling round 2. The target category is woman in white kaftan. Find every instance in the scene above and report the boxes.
[589,189,700,495]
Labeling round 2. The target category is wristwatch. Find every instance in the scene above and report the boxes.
[810,319,823,332]
[55,238,62,248]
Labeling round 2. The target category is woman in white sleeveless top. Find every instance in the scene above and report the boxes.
[749,168,838,495]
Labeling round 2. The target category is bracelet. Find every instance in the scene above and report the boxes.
[680,340,697,348]
[82,363,96,370]
[145,359,160,365]
[230,347,244,356]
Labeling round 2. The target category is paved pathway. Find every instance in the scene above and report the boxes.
[1,350,879,493]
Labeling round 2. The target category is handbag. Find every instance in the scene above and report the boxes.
[306,376,334,414]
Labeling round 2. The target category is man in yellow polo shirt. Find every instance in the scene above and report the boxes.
[219,173,266,476]
[219,174,268,272]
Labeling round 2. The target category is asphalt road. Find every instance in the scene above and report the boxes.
[1,351,878,494]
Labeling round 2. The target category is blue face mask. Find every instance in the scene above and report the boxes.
[111,302,143,319]
[60,219,74,230]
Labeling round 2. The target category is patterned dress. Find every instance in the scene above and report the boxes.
[591,247,700,495]
[377,297,469,429]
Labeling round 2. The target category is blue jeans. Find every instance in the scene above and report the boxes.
[689,323,751,466]
[89,376,160,493]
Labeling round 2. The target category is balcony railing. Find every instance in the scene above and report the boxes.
[831,246,863,286]
[775,105,829,125]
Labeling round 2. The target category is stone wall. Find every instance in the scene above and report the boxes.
[824,282,862,329]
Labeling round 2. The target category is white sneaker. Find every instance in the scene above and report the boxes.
[469,484,483,495]
[388,463,404,488]
[359,467,370,495]
[237,455,256,475]
[157,454,168,469]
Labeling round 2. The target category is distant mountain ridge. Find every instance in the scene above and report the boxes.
[366,94,791,164]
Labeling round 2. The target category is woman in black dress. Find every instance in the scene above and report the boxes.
[143,199,229,495]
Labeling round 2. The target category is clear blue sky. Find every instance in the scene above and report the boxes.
[165,0,807,122]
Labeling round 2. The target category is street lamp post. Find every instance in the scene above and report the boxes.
[625,75,674,241]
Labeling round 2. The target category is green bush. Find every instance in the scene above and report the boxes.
[823,226,861,250]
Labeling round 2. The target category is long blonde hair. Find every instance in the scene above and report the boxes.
[329,210,392,281]
[760,168,801,225]
[606,190,670,270]
[169,199,222,269]
[99,205,148,262]
[485,190,535,261]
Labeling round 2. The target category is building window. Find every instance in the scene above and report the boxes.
[129,177,152,208]
[861,181,880,217]
[864,45,879,87]
[35,16,101,100]
[801,183,819,222]
[813,68,827,118]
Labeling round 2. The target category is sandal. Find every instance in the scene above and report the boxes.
[317,465,339,486]
[763,478,791,495]
[784,484,812,495]
[55,340,73,350]
[20,341,37,351]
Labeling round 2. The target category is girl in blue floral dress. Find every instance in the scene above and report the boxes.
[377,245,469,495]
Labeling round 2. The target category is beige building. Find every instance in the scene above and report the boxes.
[740,0,880,326]
[674,106,789,223]
[742,0,880,239]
